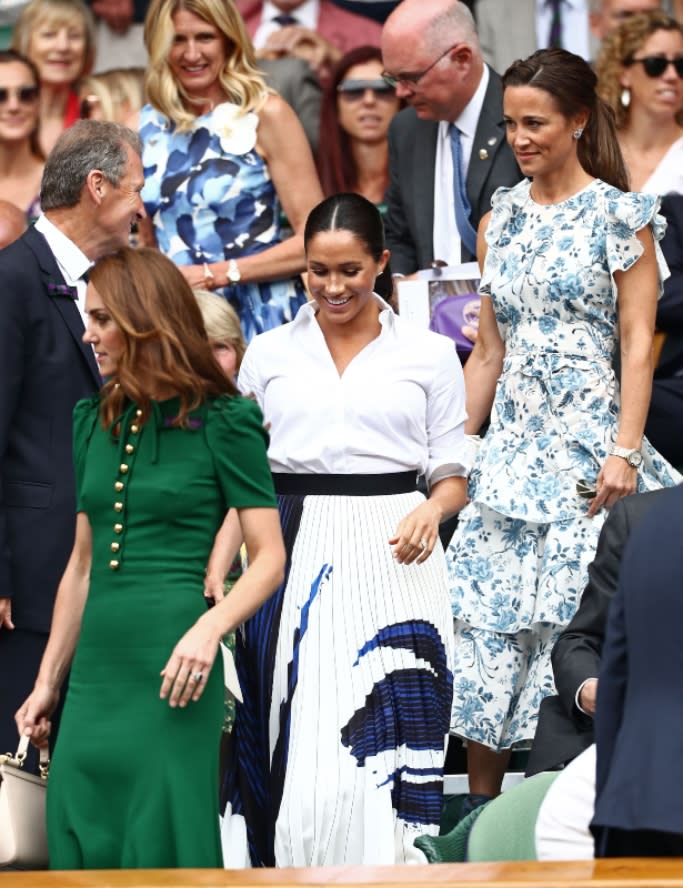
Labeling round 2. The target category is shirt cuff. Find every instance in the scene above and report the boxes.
[575,678,597,716]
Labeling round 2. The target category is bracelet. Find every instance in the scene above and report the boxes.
[203,262,215,289]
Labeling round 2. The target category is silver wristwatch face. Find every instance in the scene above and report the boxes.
[627,450,643,468]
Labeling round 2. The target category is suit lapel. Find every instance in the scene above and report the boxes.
[466,69,508,208]
[25,226,101,387]
[413,118,439,268]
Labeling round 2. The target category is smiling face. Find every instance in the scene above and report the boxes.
[0,60,40,145]
[83,282,126,377]
[94,143,146,252]
[620,28,683,120]
[168,8,228,108]
[503,85,586,181]
[336,59,400,145]
[28,12,87,87]
[306,228,389,332]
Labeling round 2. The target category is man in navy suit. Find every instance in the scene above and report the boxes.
[0,120,145,762]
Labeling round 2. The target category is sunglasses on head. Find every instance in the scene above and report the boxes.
[337,78,396,102]
[625,55,683,78]
[0,85,39,105]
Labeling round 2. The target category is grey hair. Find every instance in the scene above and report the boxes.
[40,120,142,210]
[423,1,479,52]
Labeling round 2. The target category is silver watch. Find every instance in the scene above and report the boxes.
[609,444,643,468]
[226,259,241,285]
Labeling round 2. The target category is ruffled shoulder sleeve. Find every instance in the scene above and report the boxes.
[480,179,532,297]
[205,394,277,510]
[602,187,669,288]
[72,396,100,511]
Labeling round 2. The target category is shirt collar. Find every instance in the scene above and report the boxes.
[454,64,489,140]
[34,214,91,284]
[262,0,319,29]
[293,293,396,329]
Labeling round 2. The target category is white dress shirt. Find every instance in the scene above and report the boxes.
[253,0,319,48]
[238,295,469,484]
[432,65,489,267]
[34,214,91,324]
[535,0,589,60]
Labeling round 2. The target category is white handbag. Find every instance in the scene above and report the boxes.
[0,735,50,869]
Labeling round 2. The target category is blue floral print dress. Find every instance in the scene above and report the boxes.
[445,178,682,751]
[139,102,307,342]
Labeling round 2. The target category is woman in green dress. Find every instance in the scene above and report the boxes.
[15,247,285,869]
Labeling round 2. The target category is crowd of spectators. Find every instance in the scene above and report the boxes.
[2,0,683,873]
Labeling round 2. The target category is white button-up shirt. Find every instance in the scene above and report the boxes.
[34,214,92,325]
[238,296,469,484]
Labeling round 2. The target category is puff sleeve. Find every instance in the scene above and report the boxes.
[603,189,669,291]
[72,396,100,513]
[205,395,277,510]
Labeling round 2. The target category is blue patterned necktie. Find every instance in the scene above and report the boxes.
[449,124,477,257]
[547,0,562,48]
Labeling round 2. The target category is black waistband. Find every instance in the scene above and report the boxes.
[272,471,418,497]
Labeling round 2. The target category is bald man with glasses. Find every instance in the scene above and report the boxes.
[381,0,520,276]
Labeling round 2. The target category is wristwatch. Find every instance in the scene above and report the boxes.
[609,444,643,468]
[226,259,241,286]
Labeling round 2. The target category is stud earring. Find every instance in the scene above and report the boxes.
[620,87,631,108]
[572,127,584,140]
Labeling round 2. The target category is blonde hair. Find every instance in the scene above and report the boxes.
[596,11,683,128]
[12,0,96,80]
[194,289,246,370]
[79,68,146,123]
[144,0,269,132]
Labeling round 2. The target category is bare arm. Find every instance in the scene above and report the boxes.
[15,513,92,745]
[160,506,285,707]
[589,227,657,516]
[462,213,505,433]
[186,95,323,289]
[204,508,243,604]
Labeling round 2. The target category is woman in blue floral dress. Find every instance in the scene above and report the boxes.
[446,48,682,811]
[134,0,323,342]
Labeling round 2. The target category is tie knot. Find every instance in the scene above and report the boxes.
[273,12,298,25]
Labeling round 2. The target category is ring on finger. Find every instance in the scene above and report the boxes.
[192,671,204,683]
[419,538,428,551]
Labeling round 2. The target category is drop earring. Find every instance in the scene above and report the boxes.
[572,127,584,140]
[620,87,631,108]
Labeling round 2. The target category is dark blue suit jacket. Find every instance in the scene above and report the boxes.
[0,225,100,634]
[593,483,683,836]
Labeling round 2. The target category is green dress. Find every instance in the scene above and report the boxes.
[47,394,276,869]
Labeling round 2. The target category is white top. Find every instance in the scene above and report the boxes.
[641,136,683,197]
[253,0,319,48]
[433,65,489,266]
[238,295,469,484]
[34,214,91,325]
[535,0,589,61]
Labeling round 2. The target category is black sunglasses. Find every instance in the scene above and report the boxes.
[0,85,39,105]
[337,78,397,102]
[625,55,683,78]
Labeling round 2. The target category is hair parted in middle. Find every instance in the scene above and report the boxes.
[143,0,270,132]
[90,247,237,430]
[12,0,96,79]
[503,47,629,193]
[595,11,683,129]
[0,49,44,161]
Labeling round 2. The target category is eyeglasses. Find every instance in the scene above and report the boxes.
[381,43,459,88]
[337,78,397,102]
[0,85,39,105]
[625,55,683,78]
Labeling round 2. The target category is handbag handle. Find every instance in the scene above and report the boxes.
[3,735,50,779]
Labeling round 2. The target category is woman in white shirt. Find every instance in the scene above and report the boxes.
[220,193,468,868]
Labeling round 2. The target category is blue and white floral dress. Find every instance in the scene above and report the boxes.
[446,178,682,751]
[140,102,307,342]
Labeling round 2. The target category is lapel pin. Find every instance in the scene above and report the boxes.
[479,148,489,160]
[488,137,497,146]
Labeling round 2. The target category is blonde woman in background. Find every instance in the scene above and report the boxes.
[195,288,245,381]
[12,0,95,155]
[133,0,323,343]
[78,67,145,123]
[596,11,683,193]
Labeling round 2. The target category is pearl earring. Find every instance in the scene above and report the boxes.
[620,87,631,108]
[572,127,584,140]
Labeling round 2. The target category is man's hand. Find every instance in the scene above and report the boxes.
[578,678,598,716]
[0,597,14,631]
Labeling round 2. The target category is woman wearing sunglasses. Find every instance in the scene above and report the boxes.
[0,49,43,220]
[596,11,683,194]
[316,46,401,216]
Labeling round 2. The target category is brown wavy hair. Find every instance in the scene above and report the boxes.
[90,248,236,430]
[503,47,629,193]
[595,11,683,129]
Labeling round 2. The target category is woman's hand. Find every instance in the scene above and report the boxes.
[178,263,217,290]
[15,683,61,749]
[159,613,221,708]
[587,455,638,517]
[389,499,442,565]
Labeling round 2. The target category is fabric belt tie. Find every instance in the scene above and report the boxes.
[272,471,419,496]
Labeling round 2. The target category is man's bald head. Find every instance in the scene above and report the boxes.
[0,202,27,250]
